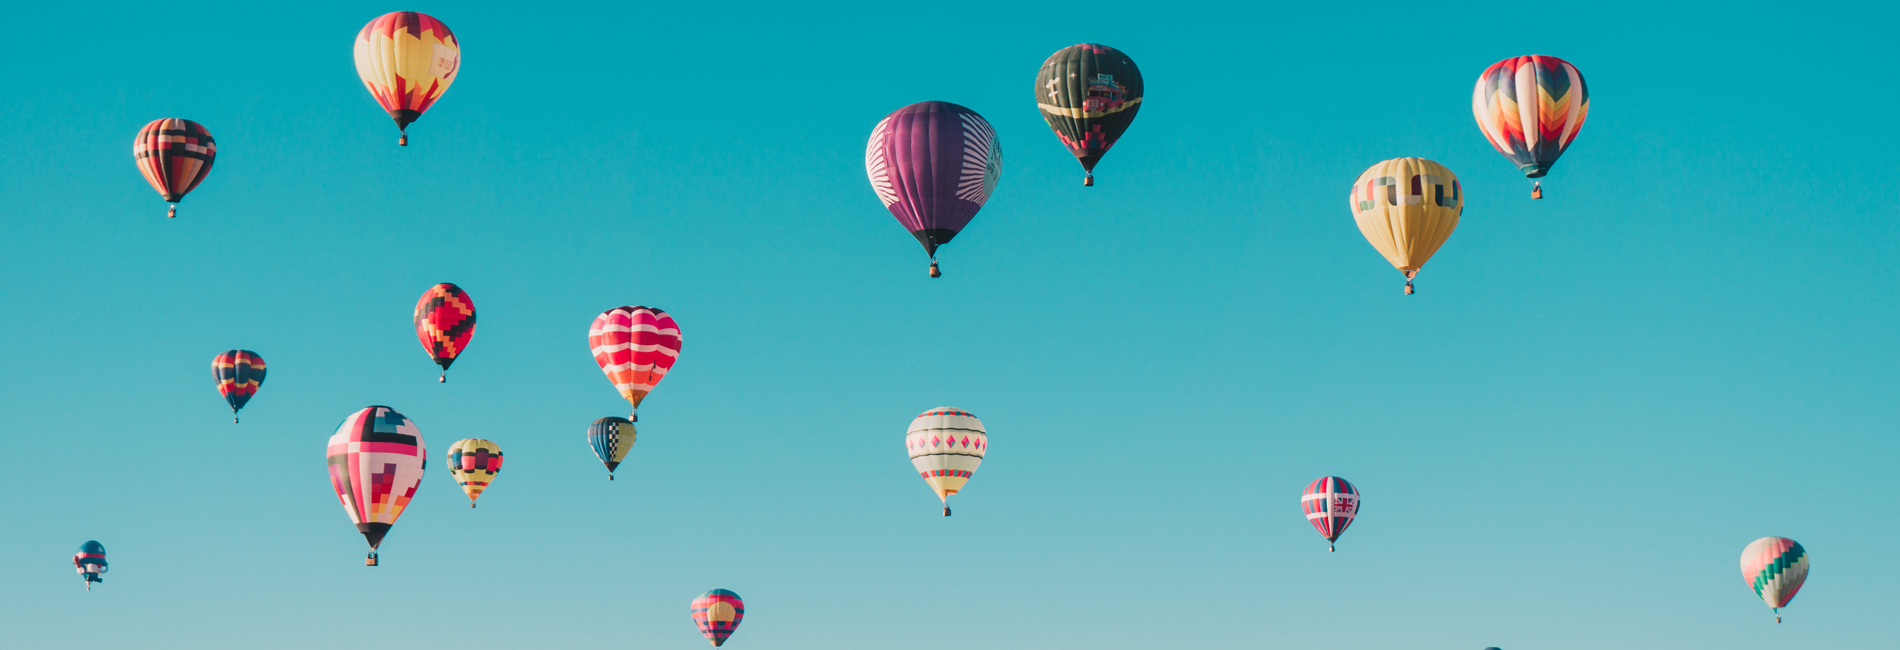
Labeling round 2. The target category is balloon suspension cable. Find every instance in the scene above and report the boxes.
[167,204,177,218]
[1084,172,1094,187]
[399,132,408,147]
[929,260,941,278]
[1531,181,1543,200]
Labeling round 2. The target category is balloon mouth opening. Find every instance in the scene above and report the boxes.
[1520,165,1549,178]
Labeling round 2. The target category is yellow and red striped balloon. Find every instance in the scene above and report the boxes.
[446,438,503,507]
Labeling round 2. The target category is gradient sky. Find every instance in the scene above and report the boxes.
[2,2,1895,649]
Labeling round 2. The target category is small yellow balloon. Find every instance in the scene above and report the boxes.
[1347,158,1463,294]
[446,438,503,506]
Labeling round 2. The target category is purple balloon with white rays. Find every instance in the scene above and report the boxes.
[864,101,1002,278]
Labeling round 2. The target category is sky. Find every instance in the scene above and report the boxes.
[1,1,1896,648]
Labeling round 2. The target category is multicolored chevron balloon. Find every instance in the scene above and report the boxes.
[1302,476,1359,551]
[690,589,745,647]
[1740,536,1809,623]
[1472,55,1589,199]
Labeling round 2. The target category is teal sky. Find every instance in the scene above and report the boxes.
[2,2,1895,648]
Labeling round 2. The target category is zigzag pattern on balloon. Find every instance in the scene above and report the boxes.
[353,11,460,131]
[1472,55,1589,178]
[906,407,987,504]
[414,283,476,377]
[1740,536,1809,611]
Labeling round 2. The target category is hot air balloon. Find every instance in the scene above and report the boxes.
[212,350,266,423]
[446,438,502,507]
[326,406,426,566]
[415,283,476,382]
[73,541,107,591]
[1472,55,1589,199]
[1035,44,1143,186]
[691,589,746,647]
[905,407,987,516]
[1302,477,1359,552]
[588,416,636,481]
[353,11,460,146]
[1349,158,1463,295]
[865,101,1002,278]
[589,307,681,421]
[1740,536,1809,623]
[133,119,216,218]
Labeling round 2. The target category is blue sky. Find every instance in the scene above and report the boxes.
[1,1,1895,648]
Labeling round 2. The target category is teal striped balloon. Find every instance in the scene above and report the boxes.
[1739,536,1809,622]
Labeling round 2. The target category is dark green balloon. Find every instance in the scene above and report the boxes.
[1034,43,1144,185]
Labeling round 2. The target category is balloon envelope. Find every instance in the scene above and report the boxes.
[133,118,216,214]
[353,11,460,138]
[1348,157,1463,293]
[326,406,426,554]
[588,416,637,479]
[1034,44,1143,182]
[212,350,266,419]
[589,307,681,418]
[1302,477,1360,547]
[1740,536,1809,616]
[446,438,502,505]
[691,589,746,647]
[1473,55,1589,179]
[865,101,1001,272]
[415,283,476,378]
[906,407,987,509]
[73,541,107,587]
